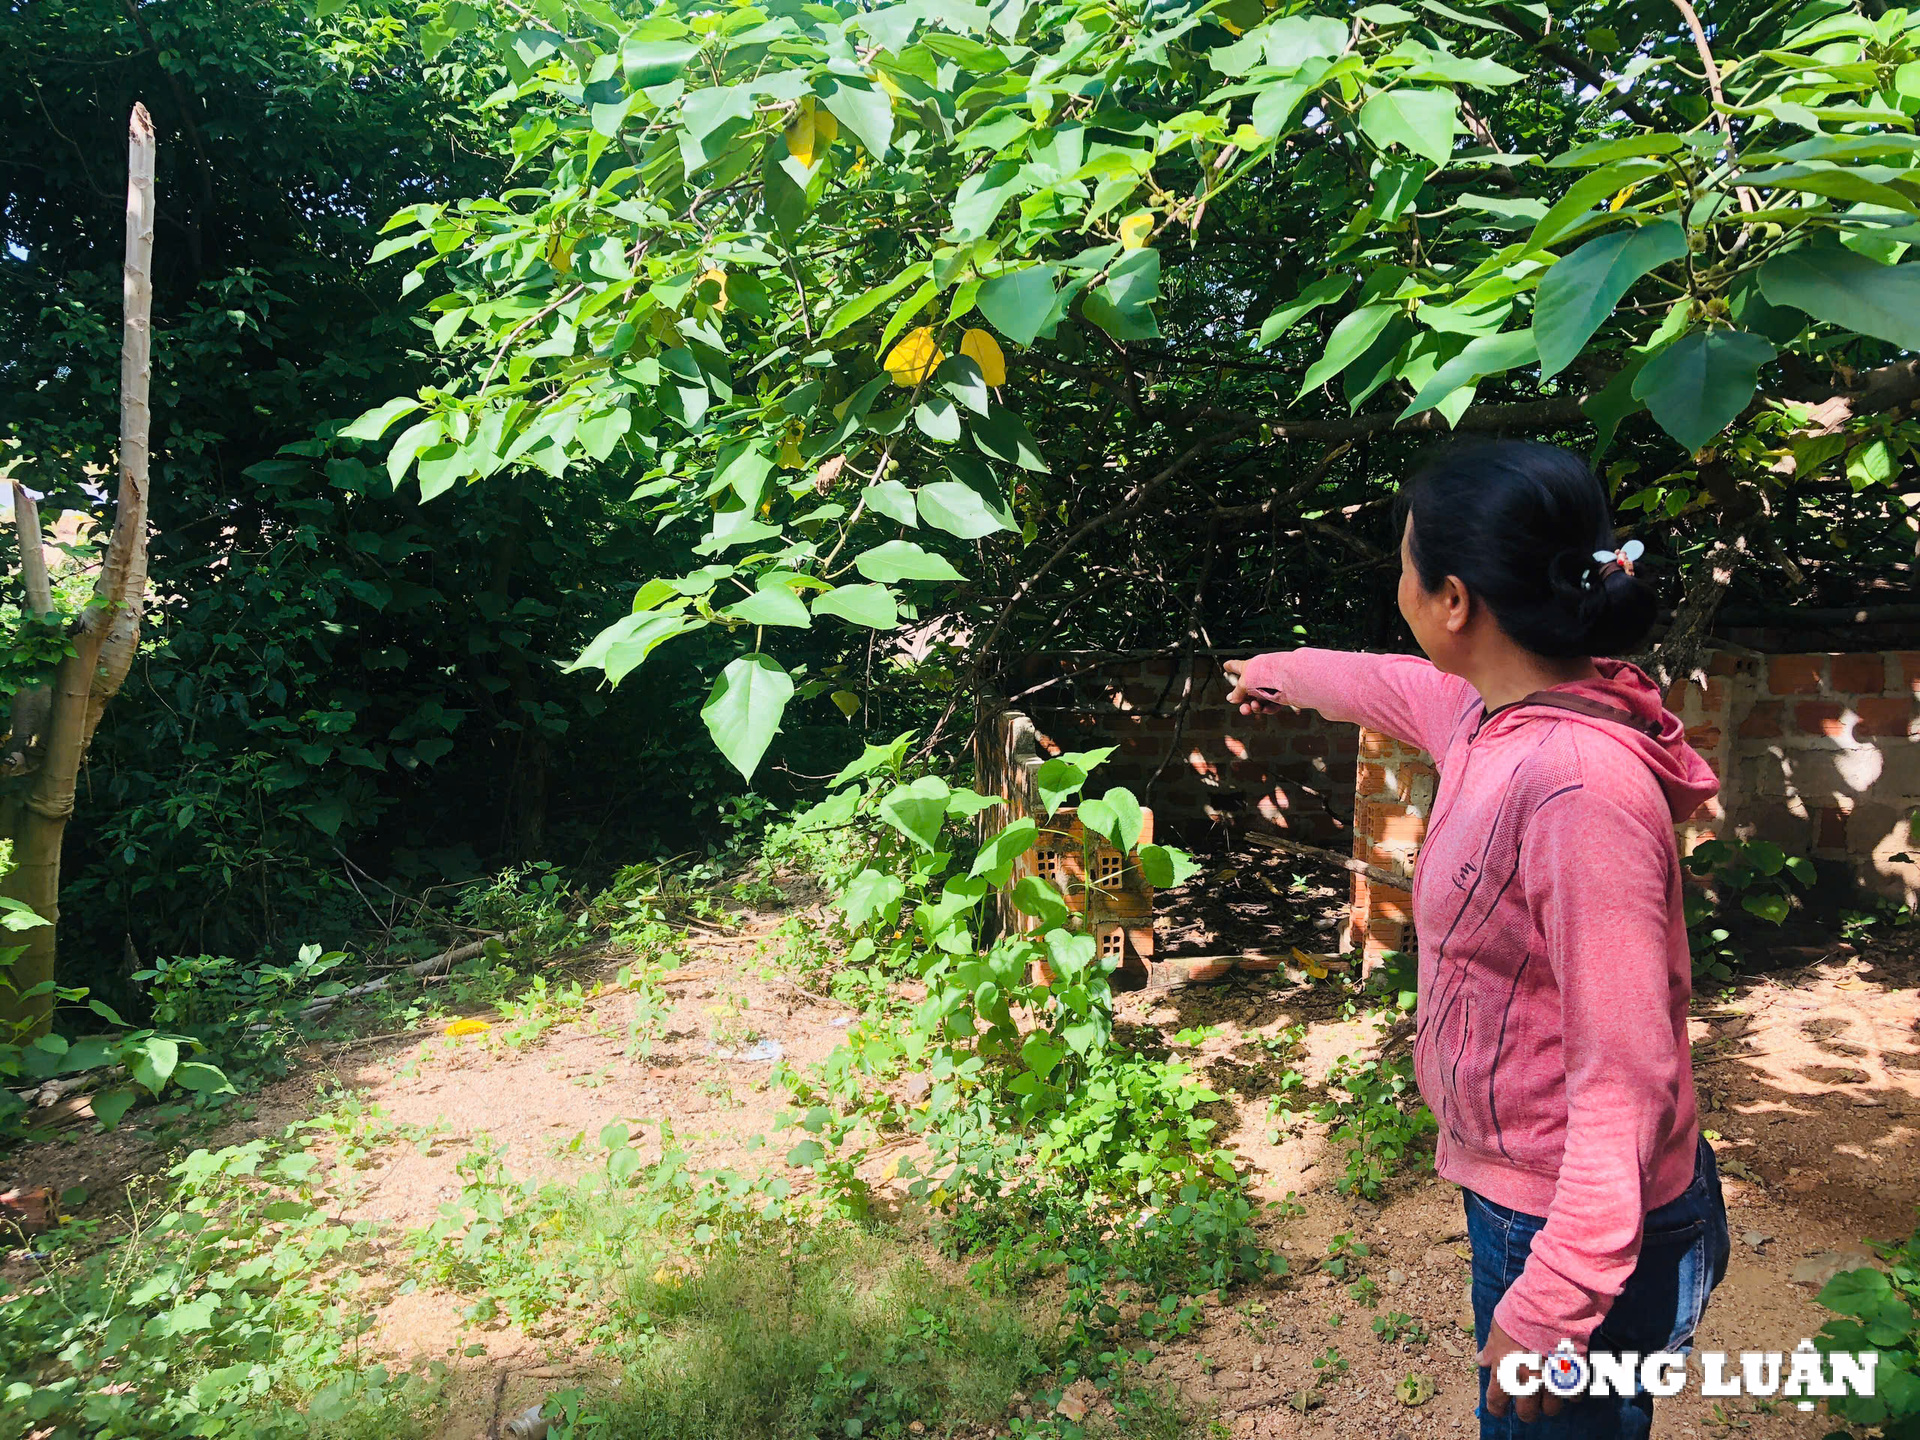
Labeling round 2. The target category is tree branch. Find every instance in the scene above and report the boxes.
[1489,7,1663,130]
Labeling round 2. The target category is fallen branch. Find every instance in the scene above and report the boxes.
[287,935,501,1025]
[1243,830,1409,890]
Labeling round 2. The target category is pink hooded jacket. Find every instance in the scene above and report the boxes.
[1238,649,1718,1353]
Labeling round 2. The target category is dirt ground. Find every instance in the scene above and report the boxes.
[5,895,1918,1440]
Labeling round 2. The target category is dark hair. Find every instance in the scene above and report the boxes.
[1396,441,1657,658]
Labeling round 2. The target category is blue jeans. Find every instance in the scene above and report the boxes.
[1467,1135,1731,1439]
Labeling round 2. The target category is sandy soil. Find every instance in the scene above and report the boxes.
[4,899,1917,1439]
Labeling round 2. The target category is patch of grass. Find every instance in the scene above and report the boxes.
[595,1227,1043,1440]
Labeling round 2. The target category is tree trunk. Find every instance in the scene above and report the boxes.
[0,104,156,1034]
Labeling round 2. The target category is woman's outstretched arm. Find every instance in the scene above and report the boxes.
[1225,648,1476,757]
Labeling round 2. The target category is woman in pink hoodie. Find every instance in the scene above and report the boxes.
[1226,442,1729,1439]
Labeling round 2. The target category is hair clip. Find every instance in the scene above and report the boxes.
[1591,538,1645,577]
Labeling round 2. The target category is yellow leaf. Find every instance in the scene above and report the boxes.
[885,326,943,387]
[444,1018,491,1037]
[929,1186,950,1208]
[958,328,1007,385]
[830,690,860,717]
[1119,212,1155,250]
[880,1155,900,1181]
[779,439,803,468]
[1609,184,1638,212]
[651,1265,682,1287]
[785,100,817,169]
[699,267,728,312]
[813,105,838,147]
[1290,946,1329,980]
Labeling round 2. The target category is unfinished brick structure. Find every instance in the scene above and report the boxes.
[1005,808,1155,986]
[995,650,1357,848]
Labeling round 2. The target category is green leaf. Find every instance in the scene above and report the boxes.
[914,397,962,443]
[716,443,774,509]
[969,407,1048,472]
[1528,158,1670,249]
[341,396,419,443]
[1102,787,1145,852]
[1299,304,1398,395]
[854,540,967,583]
[701,654,795,781]
[787,1139,827,1167]
[1033,757,1089,815]
[918,481,1014,538]
[1757,245,1920,351]
[721,586,811,628]
[1533,222,1688,378]
[880,775,952,851]
[129,1036,179,1095]
[862,479,918,527]
[841,868,907,927]
[1356,87,1457,167]
[1138,844,1201,888]
[1402,329,1536,418]
[1011,875,1070,928]
[1075,796,1116,845]
[971,817,1039,886]
[812,583,899,629]
[1258,273,1353,346]
[0,896,49,930]
[822,262,931,339]
[171,1061,233,1094]
[1548,134,1684,169]
[978,266,1057,347]
[1630,329,1776,454]
[566,611,704,685]
[1741,892,1792,925]
[1250,59,1331,139]
[821,78,894,159]
[1021,1033,1064,1080]
[624,39,701,88]
[92,1086,137,1130]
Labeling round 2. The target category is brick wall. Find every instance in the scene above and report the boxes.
[1348,729,1434,959]
[1343,648,1920,960]
[996,651,1357,848]
[1721,650,1920,893]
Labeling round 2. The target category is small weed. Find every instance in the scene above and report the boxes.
[1320,1232,1371,1277]
[1312,1346,1348,1381]
[1373,1311,1428,1345]
[1347,1275,1381,1308]
[1313,1053,1435,1198]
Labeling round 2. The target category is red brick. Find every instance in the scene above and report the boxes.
[1138,714,1177,734]
[1685,726,1722,751]
[1854,696,1916,738]
[1357,762,1388,796]
[1817,806,1848,850]
[1794,702,1849,738]
[1292,734,1329,757]
[1769,654,1826,695]
[1230,758,1272,783]
[1830,653,1887,696]
[1359,728,1396,759]
[1708,651,1743,677]
[1380,814,1426,849]
[1899,652,1920,697]
[1329,729,1360,757]
[1141,656,1175,678]
[1664,680,1694,713]
[1222,735,1248,759]
[1738,701,1783,739]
